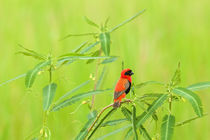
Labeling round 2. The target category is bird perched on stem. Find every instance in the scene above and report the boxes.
[113,69,134,108]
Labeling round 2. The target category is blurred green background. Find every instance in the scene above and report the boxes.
[0,0,210,139]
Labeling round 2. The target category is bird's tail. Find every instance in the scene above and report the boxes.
[113,100,121,108]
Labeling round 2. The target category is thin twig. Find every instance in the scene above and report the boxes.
[86,99,132,139]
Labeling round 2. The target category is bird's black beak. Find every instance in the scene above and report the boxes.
[130,71,134,75]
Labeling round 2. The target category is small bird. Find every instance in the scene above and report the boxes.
[113,68,134,108]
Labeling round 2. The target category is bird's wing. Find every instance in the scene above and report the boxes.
[114,78,130,99]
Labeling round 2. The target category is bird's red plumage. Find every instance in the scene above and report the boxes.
[113,69,133,108]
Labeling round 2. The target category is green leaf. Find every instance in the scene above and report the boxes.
[99,32,111,56]
[60,33,97,40]
[110,9,146,32]
[101,57,118,64]
[51,88,112,111]
[80,42,100,54]
[176,114,207,127]
[59,53,88,58]
[161,115,175,140]
[17,44,46,60]
[0,73,26,87]
[101,118,127,127]
[86,50,101,64]
[75,110,97,140]
[84,16,99,29]
[95,67,106,90]
[121,107,132,122]
[170,62,181,87]
[138,93,164,101]
[135,81,164,89]
[172,87,203,117]
[57,55,111,65]
[187,82,210,91]
[139,125,152,140]
[72,41,88,53]
[55,80,90,104]
[25,60,51,88]
[96,125,132,140]
[43,83,57,111]
[88,108,116,139]
[136,94,168,126]
[124,128,133,140]
[132,105,138,140]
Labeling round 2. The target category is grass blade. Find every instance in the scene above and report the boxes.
[161,115,175,140]
[101,56,118,64]
[86,50,100,64]
[172,87,203,117]
[135,81,164,89]
[60,33,97,40]
[75,110,97,140]
[80,42,100,54]
[95,67,106,90]
[25,60,50,88]
[43,83,57,111]
[99,32,111,56]
[170,62,181,87]
[101,118,127,127]
[110,9,146,32]
[55,80,90,104]
[72,41,88,53]
[96,125,132,140]
[187,82,210,91]
[176,113,207,127]
[51,88,112,111]
[139,125,152,140]
[84,16,99,29]
[132,105,138,140]
[136,94,168,126]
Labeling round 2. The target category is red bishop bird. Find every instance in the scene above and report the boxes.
[113,68,134,108]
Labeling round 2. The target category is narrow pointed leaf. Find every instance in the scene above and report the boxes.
[132,105,138,140]
[72,41,88,53]
[176,114,207,127]
[139,125,152,140]
[161,115,175,140]
[124,128,133,140]
[95,67,106,90]
[43,83,57,111]
[86,50,100,64]
[99,32,110,56]
[51,88,112,111]
[172,87,203,117]
[55,80,90,104]
[0,73,26,87]
[121,107,132,122]
[60,33,97,40]
[110,9,146,32]
[187,82,210,91]
[138,93,164,101]
[101,118,127,127]
[101,57,118,64]
[25,60,50,88]
[96,125,132,140]
[135,81,164,89]
[75,110,97,140]
[84,16,99,28]
[80,42,100,54]
[136,94,168,126]
[170,62,181,87]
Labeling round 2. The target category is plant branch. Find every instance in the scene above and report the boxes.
[86,99,132,139]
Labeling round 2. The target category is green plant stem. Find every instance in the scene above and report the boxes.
[86,99,132,139]
[90,50,102,110]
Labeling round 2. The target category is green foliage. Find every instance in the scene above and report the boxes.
[101,118,127,127]
[99,32,111,56]
[136,94,168,126]
[43,83,57,111]
[84,16,100,29]
[51,88,112,111]
[176,114,207,127]
[161,115,175,140]
[135,81,164,89]
[101,57,118,64]
[172,87,203,117]
[25,60,51,88]
[132,105,138,140]
[75,110,97,140]
[187,82,210,91]
[139,125,152,140]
